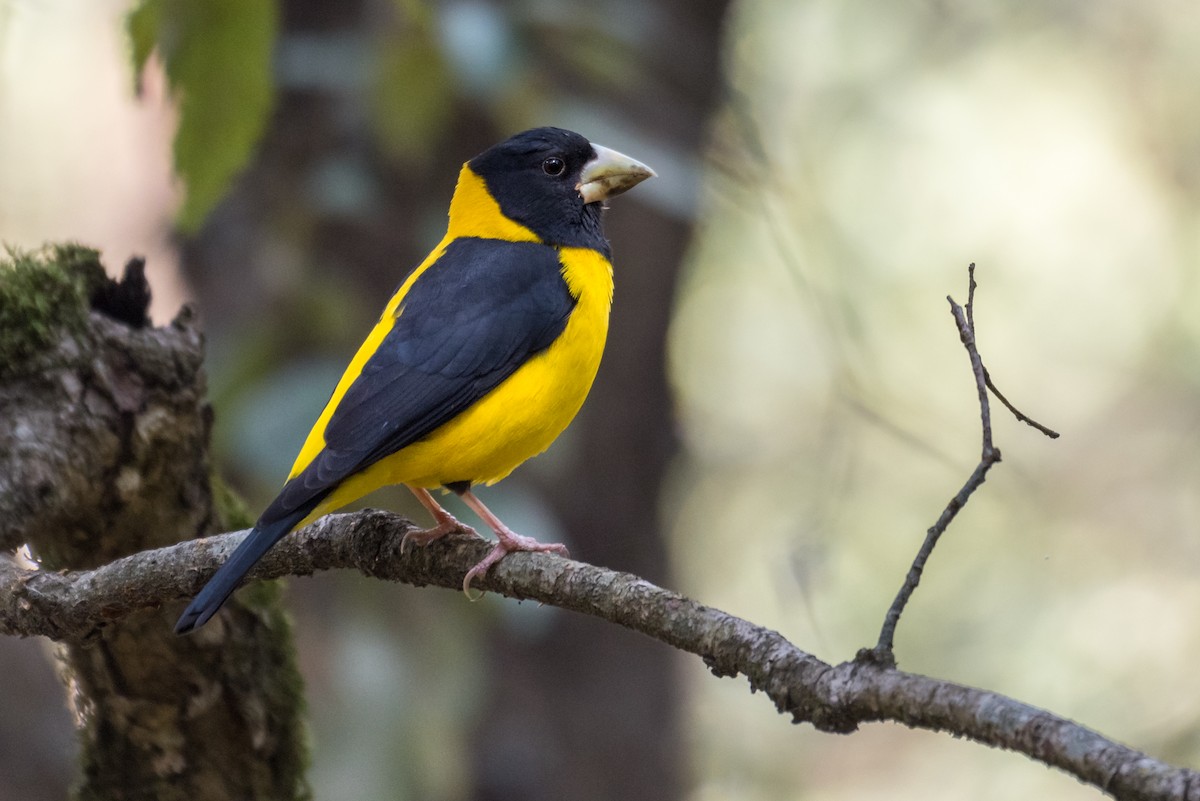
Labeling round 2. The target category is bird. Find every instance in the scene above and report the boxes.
[175,127,654,634]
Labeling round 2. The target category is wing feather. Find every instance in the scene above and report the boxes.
[261,237,574,523]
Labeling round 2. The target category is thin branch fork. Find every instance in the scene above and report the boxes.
[871,264,1059,660]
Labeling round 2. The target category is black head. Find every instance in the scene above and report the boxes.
[468,127,607,250]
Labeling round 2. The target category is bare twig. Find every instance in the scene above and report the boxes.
[985,368,1061,438]
[966,261,978,335]
[871,264,1057,659]
[971,264,1060,439]
[0,511,1196,801]
[870,303,1001,658]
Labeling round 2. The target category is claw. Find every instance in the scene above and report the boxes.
[460,529,569,596]
[400,517,476,553]
[403,486,476,554]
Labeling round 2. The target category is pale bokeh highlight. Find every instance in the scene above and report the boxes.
[0,0,184,321]
[672,1,1200,798]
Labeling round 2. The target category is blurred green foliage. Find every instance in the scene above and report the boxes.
[127,0,277,232]
[370,12,453,166]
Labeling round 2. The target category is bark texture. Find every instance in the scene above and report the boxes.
[0,248,308,801]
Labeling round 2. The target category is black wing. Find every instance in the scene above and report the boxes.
[261,237,575,524]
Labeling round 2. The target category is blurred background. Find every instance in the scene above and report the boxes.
[3,0,1200,800]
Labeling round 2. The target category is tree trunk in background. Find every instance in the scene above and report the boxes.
[180,1,730,798]
[471,3,730,800]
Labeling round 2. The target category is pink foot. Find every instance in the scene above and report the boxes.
[403,486,478,553]
[401,514,477,553]
[462,528,569,594]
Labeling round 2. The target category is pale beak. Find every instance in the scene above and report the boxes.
[577,143,656,204]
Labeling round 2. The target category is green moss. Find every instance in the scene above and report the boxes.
[211,471,256,531]
[0,244,108,378]
[214,474,311,798]
[237,578,313,799]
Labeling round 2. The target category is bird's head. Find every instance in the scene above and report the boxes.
[464,127,655,249]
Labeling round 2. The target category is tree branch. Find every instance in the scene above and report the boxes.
[1,510,1196,800]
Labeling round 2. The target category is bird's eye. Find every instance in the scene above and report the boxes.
[542,157,566,176]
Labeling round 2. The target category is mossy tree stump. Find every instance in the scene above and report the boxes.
[0,246,309,801]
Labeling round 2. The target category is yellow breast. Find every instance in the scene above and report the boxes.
[304,245,613,519]
[390,245,613,488]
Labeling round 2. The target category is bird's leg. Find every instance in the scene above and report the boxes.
[401,486,476,552]
[457,489,569,593]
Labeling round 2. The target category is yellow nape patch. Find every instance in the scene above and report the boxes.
[446,166,541,243]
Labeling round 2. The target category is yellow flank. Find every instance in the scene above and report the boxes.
[286,164,615,525]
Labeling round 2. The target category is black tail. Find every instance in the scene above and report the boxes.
[174,508,309,634]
